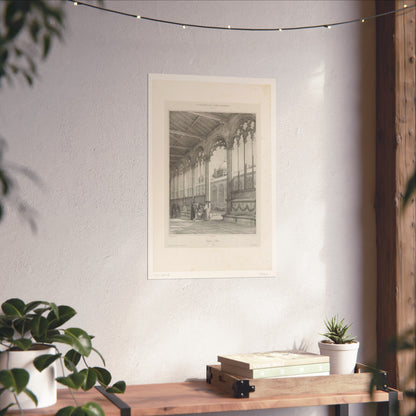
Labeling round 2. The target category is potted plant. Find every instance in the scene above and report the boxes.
[0,298,125,416]
[318,315,360,375]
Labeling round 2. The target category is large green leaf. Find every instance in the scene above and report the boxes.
[55,403,105,416]
[23,387,38,406]
[64,349,81,372]
[33,353,61,372]
[80,402,105,416]
[24,301,48,314]
[106,381,126,394]
[1,298,25,317]
[52,328,91,357]
[92,367,111,387]
[47,305,76,329]
[10,338,32,350]
[0,368,29,393]
[56,372,86,390]
[13,317,32,336]
[0,326,14,339]
[79,369,97,391]
[31,314,49,340]
[48,303,59,319]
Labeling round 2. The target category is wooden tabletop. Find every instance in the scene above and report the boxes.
[123,380,399,416]
[10,380,401,416]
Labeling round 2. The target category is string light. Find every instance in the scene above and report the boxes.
[67,0,416,32]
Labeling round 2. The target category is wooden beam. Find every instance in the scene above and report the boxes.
[170,130,205,141]
[376,1,416,414]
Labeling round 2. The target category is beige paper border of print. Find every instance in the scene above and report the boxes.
[148,74,276,279]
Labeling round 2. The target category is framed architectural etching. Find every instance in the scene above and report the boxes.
[148,74,276,279]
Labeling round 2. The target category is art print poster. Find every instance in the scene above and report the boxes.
[148,74,276,279]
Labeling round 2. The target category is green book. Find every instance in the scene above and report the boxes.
[218,351,329,370]
[220,361,330,379]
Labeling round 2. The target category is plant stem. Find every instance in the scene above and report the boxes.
[13,392,24,416]
[55,346,78,407]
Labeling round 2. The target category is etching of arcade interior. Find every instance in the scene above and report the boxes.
[169,111,256,231]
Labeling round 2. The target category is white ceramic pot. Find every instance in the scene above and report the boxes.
[318,341,359,375]
[0,344,57,409]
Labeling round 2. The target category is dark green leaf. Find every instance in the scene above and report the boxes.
[0,368,29,393]
[81,402,105,416]
[56,406,77,416]
[31,314,49,339]
[2,298,25,316]
[0,403,15,416]
[92,367,111,387]
[14,317,32,336]
[33,353,61,372]
[42,34,51,59]
[24,301,48,313]
[49,302,59,319]
[52,328,91,357]
[23,387,38,406]
[106,381,126,394]
[47,305,76,329]
[0,326,14,339]
[55,403,105,416]
[56,372,86,390]
[64,349,81,372]
[10,338,32,350]
[80,368,97,391]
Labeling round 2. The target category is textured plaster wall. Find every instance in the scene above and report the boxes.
[0,1,376,415]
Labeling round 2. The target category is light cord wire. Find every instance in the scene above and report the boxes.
[68,1,415,32]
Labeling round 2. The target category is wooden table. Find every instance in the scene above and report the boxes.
[15,379,402,416]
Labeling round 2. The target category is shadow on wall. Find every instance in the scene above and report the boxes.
[323,0,376,367]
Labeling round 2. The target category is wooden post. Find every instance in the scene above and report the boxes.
[376,1,416,414]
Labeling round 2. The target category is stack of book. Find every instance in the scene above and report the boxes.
[217,350,330,379]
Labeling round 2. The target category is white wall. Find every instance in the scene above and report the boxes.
[0,1,376,415]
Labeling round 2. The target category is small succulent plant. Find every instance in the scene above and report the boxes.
[321,315,357,344]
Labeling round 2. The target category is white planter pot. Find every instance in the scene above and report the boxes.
[0,344,57,410]
[318,341,359,375]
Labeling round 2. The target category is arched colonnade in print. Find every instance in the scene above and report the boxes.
[169,112,256,226]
